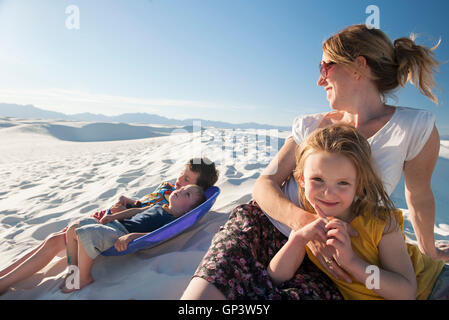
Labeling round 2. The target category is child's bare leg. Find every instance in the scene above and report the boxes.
[0,242,44,277]
[0,232,66,294]
[61,234,94,293]
[77,237,95,288]
[59,223,79,288]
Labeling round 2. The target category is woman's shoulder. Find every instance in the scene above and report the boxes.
[291,111,328,143]
[391,106,436,161]
[394,106,435,123]
[292,111,328,123]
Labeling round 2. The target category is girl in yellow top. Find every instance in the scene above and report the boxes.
[268,124,448,300]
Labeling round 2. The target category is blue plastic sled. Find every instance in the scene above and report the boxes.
[101,186,220,256]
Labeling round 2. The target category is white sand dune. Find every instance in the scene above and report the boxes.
[0,117,448,300]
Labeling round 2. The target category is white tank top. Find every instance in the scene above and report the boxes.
[266,106,436,237]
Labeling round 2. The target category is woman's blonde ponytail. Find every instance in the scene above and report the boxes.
[394,35,441,104]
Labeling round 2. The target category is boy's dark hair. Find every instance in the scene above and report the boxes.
[191,185,207,210]
[187,158,219,190]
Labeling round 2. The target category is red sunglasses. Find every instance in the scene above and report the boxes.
[319,61,336,78]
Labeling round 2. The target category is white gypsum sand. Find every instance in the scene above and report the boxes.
[0,117,281,299]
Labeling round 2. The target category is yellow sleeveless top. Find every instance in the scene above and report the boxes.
[305,209,445,300]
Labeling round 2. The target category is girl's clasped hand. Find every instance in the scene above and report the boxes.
[292,213,354,272]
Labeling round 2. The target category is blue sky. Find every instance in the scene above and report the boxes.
[0,0,449,132]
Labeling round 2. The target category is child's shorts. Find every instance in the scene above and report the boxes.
[75,217,129,259]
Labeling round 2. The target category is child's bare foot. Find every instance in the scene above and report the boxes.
[60,276,94,293]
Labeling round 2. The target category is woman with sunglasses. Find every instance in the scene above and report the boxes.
[182,24,444,300]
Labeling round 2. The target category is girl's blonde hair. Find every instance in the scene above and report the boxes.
[293,124,396,222]
[323,24,441,104]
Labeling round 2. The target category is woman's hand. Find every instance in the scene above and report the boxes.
[435,241,449,262]
[307,240,353,283]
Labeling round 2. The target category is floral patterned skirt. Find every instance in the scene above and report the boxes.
[193,201,343,300]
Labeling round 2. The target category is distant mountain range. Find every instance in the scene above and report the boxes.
[0,103,290,131]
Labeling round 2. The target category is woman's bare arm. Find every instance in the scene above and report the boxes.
[253,137,317,229]
[403,126,447,260]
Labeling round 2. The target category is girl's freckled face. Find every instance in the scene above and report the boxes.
[301,151,357,220]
